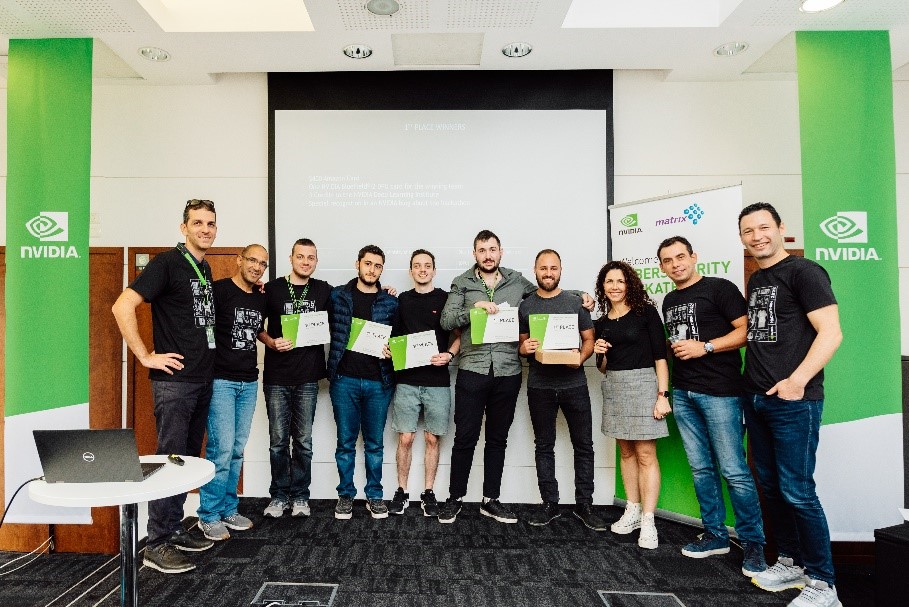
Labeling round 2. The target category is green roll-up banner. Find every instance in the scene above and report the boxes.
[796,31,902,537]
[4,38,92,523]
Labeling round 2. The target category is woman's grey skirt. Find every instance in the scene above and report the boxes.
[600,367,668,440]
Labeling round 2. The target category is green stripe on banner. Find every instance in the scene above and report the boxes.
[5,39,92,416]
[796,31,901,424]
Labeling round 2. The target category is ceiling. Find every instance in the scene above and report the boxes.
[0,0,908,85]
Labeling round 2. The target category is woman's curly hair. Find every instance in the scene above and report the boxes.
[594,260,655,316]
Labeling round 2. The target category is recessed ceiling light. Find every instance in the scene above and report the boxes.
[713,42,748,58]
[800,0,845,13]
[502,42,532,58]
[343,44,373,59]
[366,0,399,16]
[138,46,170,62]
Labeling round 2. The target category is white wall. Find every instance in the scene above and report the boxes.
[2,69,906,511]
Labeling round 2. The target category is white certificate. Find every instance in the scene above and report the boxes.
[281,311,330,348]
[346,318,392,358]
[470,306,519,344]
[528,313,579,350]
[389,330,439,371]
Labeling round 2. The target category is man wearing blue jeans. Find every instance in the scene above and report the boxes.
[739,203,843,607]
[196,244,268,541]
[327,245,398,520]
[659,236,766,577]
[258,238,332,518]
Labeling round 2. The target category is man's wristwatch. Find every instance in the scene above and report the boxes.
[703,341,715,354]
[657,391,670,398]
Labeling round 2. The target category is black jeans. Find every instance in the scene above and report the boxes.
[527,385,595,505]
[148,380,212,547]
[448,369,522,500]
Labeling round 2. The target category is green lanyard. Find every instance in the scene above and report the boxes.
[478,271,498,302]
[177,243,207,285]
[286,276,310,313]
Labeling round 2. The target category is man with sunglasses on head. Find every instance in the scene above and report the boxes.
[257,238,332,520]
[112,199,219,574]
[196,245,268,542]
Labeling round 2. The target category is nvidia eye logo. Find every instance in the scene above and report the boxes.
[620,214,638,228]
[26,212,69,241]
[819,212,866,244]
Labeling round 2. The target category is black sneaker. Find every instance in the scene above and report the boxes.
[143,543,195,574]
[366,499,389,519]
[527,502,561,527]
[438,497,462,524]
[168,529,214,552]
[335,495,354,520]
[480,499,518,524]
[573,504,608,531]
[388,488,409,515]
[420,489,440,517]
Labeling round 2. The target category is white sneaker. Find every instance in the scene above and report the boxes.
[789,579,842,607]
[291,499,311,518]
[637,513,658,549]
[752,557,808,592]
[263,498,288,518]
[610,502,642,534]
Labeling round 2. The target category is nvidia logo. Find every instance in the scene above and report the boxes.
[819,212,866,244]
[620,214,638,228]
[26,212,69,241]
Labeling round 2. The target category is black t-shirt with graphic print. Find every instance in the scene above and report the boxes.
[262,277,332,386]
[212,278,265,382]
[129,246,215,383]
[744,255,837,400]
[662,277,747,396]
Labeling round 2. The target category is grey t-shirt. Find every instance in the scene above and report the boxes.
[518,291,593,389]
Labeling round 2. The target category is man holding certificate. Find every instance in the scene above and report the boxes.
[438,230,595,524]
[387,250,461,517]
[257,238,332,519]
[327,245,399,520]
[517,250,604,530]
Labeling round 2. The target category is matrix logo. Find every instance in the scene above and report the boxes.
[816,211,879,262]
[21,211,80,259]
[26,212,69,241]
[819,212,866,244]
[620,214,638,228]
[683,204,705,225]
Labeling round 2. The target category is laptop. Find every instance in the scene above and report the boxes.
[33,429,165,483]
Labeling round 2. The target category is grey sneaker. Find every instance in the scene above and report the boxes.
[741,540,768,577]
[789,579,842,607]
[197,520,230,541]
[291,499,311,518]
[752,556,808,592]
[366,499,389,519]
[263,498,288,518]
[143,543,195,574]
[222,513,253,531]
[335,495,354,520]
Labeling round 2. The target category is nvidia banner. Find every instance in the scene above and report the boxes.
[4,39,92,523]
[797,31,902,539]
[609,184,744,524]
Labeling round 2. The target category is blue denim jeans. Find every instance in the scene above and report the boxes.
[744,393,834,586]
[329,375,393,500]
[198,379,258,523]
[673,389,764,545]
[264,382,319,501]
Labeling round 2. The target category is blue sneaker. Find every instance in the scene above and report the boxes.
[741,540,768,577]
[681,531,730,558]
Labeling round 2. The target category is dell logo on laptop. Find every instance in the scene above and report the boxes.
[82,452,95,463]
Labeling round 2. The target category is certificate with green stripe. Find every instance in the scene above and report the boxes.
[528,313,579,350]
[389,330,439,371]
[470,306,519,344]
[346,317,392,357]
[280,311,330,348]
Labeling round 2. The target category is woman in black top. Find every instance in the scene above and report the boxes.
[593,261,670,550]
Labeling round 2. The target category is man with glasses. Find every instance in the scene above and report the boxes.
[196,245,268,541]
[112,199,218,573]
[257,238,332,519]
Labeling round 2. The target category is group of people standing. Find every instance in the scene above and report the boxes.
[112,199,842,607]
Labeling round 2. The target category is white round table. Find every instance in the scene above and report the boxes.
[29,455,214,607]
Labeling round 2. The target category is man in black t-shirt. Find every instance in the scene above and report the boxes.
[387,250,460,518]
[257,238,332,519]
[738,203,843,607]
[112,199,219,574]
[658,236,766,578]
[518,250,603,531]
[196,244,267,542]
